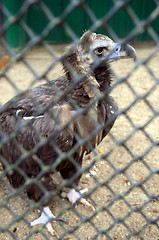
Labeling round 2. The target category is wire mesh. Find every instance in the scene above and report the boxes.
[0,0,159,239]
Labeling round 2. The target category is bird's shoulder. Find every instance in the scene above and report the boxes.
[0,75,68,116]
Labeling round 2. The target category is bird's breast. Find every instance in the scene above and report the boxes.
[75,104,99,140]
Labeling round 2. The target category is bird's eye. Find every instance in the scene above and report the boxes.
[94,47,107,56]
[97,47,104,53]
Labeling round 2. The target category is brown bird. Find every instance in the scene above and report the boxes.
[0,31,136,237]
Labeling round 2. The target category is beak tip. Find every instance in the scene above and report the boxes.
[124,44,137,62]
[133,54,137,62]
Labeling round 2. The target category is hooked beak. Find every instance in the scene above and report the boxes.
[108,43,137,62]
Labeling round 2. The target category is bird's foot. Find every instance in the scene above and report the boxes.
[30,206,60,238]
[61,188,95,211]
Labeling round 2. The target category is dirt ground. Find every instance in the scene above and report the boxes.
[0,43,158,240]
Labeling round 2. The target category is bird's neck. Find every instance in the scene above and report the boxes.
[62,51,112,107]
[93,64,112,92]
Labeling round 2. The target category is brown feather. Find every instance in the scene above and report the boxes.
[0,32,120,206]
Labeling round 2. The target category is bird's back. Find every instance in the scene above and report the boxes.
[0,76,76,186]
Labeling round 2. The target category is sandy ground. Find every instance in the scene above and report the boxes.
[0,43,159,240]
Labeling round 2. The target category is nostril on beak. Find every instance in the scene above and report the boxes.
[113,43,121,55]
[115,46,121,52]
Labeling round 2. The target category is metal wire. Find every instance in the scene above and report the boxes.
[0,0,159,239]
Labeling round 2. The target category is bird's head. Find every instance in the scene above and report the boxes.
[78,31,136,67]
[62,31,136,95]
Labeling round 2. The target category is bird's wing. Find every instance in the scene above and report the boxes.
[100,95,118,139]
[0,92,75,167]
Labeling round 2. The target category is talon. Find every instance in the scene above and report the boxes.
[30,206,62,238]
[79,198,95,211]
[61,188,95,211]
[46,222,59,238]
[56,218,68,224]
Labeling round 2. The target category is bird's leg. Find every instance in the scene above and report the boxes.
[61,188,95,211]
[30,206,59,238]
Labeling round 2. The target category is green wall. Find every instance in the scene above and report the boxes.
[2,0,159,51]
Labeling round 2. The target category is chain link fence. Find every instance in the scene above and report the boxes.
[0,0,159,239]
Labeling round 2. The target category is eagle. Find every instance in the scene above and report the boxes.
[0,31,136,237]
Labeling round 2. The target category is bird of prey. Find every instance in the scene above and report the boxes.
[0,31,136,237]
